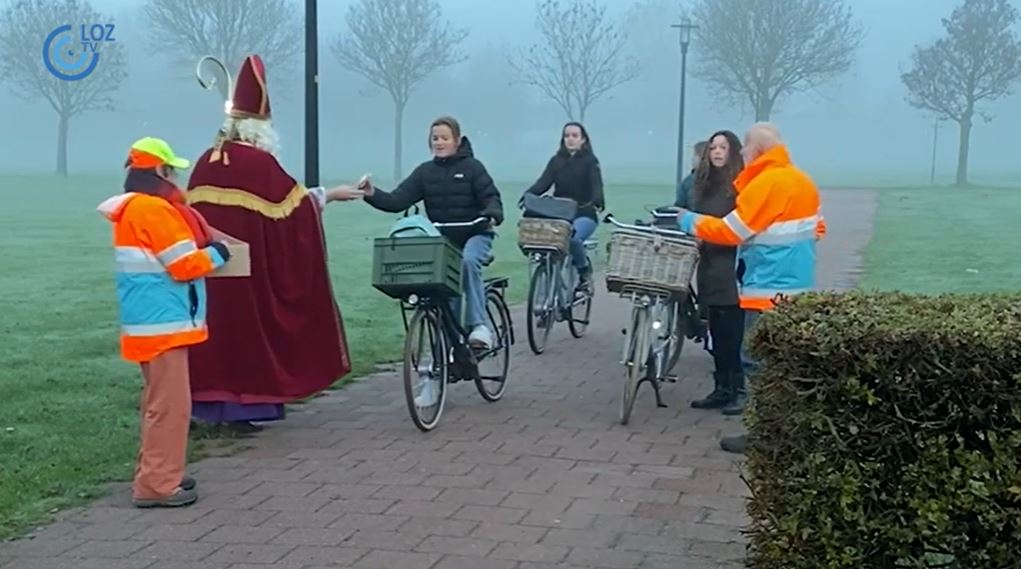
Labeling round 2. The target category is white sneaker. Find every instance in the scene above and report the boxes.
[468,325,494,349]
[414,379,439,408]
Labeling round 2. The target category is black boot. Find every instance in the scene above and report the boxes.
[720,433,748,454]
[721,371,747,416]
[691,371,734,409]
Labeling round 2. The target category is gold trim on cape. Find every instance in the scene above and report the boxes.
[187,184,308,220]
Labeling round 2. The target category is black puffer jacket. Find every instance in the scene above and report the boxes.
[524,148,604,219]
[690,173,739,307]
[365,137,504,248]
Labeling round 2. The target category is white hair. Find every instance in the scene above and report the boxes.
[222,116,280,155]
[743,122,783,162]
[748,122,782,147]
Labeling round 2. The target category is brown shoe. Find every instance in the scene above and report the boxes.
[132,488,198,509]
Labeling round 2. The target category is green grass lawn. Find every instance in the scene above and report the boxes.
[0,173,673,539]
[859,186,1021,293]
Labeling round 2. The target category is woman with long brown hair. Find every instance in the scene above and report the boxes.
[688,130,746,413]
[522,122,605,289]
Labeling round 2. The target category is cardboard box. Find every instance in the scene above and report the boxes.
[209,228,251,278]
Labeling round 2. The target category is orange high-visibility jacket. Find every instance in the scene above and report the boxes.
[679,145,824,311]
[97,193,227,362]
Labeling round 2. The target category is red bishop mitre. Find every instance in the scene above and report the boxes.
[229,54,271,119]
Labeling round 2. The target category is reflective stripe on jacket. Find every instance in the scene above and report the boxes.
[97,192,226,362]
[679,145,823,311]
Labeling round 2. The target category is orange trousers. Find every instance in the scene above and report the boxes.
[133,347,192,500]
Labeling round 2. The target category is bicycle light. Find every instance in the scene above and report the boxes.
[652,320,663,330]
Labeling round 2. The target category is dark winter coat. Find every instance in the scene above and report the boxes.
[524,148,605,219]
[675,170,695,208]
[690,173,740,307]
[365,137,504,248]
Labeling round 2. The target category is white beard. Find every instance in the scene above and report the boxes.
[223,117,279,155]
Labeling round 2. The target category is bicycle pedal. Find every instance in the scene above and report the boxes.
[662,375,679,383]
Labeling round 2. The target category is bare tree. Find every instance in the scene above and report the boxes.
[333,0,468,181]
[143,0,301,80]
[902,0,1021,186]
[0,0,127,176]
[691,0,864,121]
[510,0,640,123]
[623,0,683,66]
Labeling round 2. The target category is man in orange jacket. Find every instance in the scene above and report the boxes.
[97,137,231,507]
[675,123,825,454]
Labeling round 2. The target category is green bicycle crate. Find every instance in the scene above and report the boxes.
[372,236,463,299]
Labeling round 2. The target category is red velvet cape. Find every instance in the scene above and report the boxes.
[185,141,351,403]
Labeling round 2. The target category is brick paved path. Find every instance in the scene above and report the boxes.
[0,190,876,569]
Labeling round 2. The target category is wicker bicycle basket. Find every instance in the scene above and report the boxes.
[605,227,700,295]
[517,217,573,253]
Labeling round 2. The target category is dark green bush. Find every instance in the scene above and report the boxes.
[744,291,1021,569]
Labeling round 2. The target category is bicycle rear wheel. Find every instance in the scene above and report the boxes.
[475,289,511,401]
[621,305,649,426]
[403,307,448,432]
[526,258,555,354]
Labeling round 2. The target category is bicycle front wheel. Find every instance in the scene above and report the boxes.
[403,307,448,432]
[526,259,555,354]
[665,295,695,374]
[621,304,649,426]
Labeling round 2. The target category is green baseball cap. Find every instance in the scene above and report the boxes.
[128,137,191,169]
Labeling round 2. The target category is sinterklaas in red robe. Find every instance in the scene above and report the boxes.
[185,141,351,411]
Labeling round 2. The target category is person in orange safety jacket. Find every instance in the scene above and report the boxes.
[674,123,825,455]
[97,137,231,508]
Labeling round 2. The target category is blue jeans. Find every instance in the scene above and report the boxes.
[450,233,494,329]
[570,216,597,271]
[740,309,762,375]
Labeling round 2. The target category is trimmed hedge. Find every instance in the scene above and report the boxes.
[744,291,1021,569]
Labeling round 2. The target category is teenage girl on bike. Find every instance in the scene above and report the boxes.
[520,122,605,291]
[359,116,504,351]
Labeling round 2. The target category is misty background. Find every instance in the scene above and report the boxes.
[2,0,1019,187]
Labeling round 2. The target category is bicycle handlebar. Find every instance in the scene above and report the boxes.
[432,216,491,229]
[602,213,692,238]
[651,209,680,219]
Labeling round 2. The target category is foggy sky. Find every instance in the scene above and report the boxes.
[2,0,1019,187]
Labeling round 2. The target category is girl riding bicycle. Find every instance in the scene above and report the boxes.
[521,122,605,290]
[359,116,504,350]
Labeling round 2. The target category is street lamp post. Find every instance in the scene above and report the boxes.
[305,0,320,188]
[672,18,697,191]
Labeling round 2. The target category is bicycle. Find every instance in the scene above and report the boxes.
[516,195,599,354]
[602,211,701,425]
[373,217,515,432]
[519,231,598,355]
[632,211,712,376]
